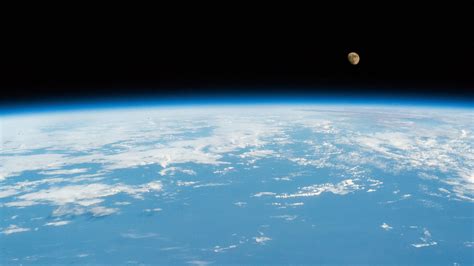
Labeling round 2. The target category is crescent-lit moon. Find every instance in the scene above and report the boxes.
[348,52,360,65]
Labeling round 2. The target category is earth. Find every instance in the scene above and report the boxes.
[0,104,473,265]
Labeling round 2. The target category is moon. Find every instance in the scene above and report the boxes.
[348,52,360,65]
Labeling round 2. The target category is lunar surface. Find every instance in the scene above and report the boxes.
[348,52,360,65]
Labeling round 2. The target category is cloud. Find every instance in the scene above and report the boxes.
[285,202,304,207]
[193,183,228,188]
[114,201,131,206]
[213,244,237,253]
[52,205,86,217]
[52,205,118,218]
[411,242,437,248]
[233,202,247,207]
[89,206,119,217]
[159,167,196,176]
[121,232,158,239]
[213,166,235,175]
[411,228,438,248]
[5,181,163,208]
[44,220,71,226]
[187,260,213,266]
[253,192,276,197]
[276,179,361,199]
[239,149,275,163]
[1,224,30,235]
[464,241,474,248]
[271,215,298,221]
[380,223,393,231]
[39,168,89,175]
[144,208,162,213]
[0,189,21,199]
[176,181,199,187]
[1,107,288,182]
[254,236,271,244]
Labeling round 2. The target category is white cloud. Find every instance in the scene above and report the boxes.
[1,224,30,235]
[176,181,199,187]
[271,215,297,221]
[239,149,275,163]
[144,208,162,213]
[52,205,86,217]
[276,179,361,199]
[5,181,162,208]
[159,167,196,176]
[411,228,438,248]
[411,242,437,248]
[285,202,304,207]
[253,192,276,197]
[77,199,104,206]
[438,188,451,194]
[40,168,89,175]
[213,244,237,253]
[233,202,247,207]
[89,206,119,217]
[380,223,393,231]
[0,189,20,198]
[121,232,158,239]
[213,166,235,175]
[114,201,131,206]
[187,260,213,266]
[5,200,37,207]
[254,236,271,244]
[44,220,71,226]
[52,205,118,218]
[193,183,228,188]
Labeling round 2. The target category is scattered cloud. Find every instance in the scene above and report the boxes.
[187,260,213,266]
[5,181,162,208]
[254,236,271,245]
[114,201,131,206]
[39,168,88,176]
[159,167,196,176]
[213,244,237,253]
[234,202,247,207]
[144,208,162,213]
[411,228,438,248]
[193,183,228,188]
[1,225,30,235]
[89,206,119,217]
[253,192,276,197]
[271,215,298,221]
[380,223,393,231]
[121,232,159,239]
[176,181,199,187]
[276,179,361,199]
[44,220,71,227]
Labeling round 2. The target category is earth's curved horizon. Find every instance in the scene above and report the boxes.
[1,102,473,265]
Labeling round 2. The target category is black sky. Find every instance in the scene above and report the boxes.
[1,11,473,105]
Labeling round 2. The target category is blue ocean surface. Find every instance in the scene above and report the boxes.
[0,102,473,265]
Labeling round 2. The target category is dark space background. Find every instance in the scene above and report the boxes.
[1,11,473,106]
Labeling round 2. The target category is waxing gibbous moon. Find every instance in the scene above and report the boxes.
[348,52,360,65]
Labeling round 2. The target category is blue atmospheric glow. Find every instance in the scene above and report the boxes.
[1,93,473,116]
